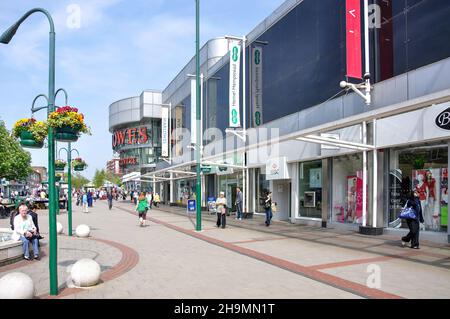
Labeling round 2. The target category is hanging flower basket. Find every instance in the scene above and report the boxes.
[72,157,87,171]
[48,106,90,142]
[55,159,67,171]
[55,174,62,182]
[13,118,48,149]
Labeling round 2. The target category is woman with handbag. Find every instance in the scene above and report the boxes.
[215,192,227,229]
[264,191,273,227]
[401,190,425,249]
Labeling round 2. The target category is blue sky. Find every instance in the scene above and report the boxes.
[0,0,285,179]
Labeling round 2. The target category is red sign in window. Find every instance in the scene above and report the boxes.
[346,0,362,79]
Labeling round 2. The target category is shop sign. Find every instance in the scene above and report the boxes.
[346,0,362,79]
[119,157,138,167]
[161,106,169,157]
[229,39,241,128]
[190,79,197,144]
[187,199,196,214]
[112,127,149,149]
[252,46,263,127]
[201,165,212,173]
[435,107,450,130]
[266,157,289,180]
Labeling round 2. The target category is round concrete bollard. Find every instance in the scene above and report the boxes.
[70,259,101,287]
[57,222,64,234]
[75,224,90,238]
[0,272,35,299]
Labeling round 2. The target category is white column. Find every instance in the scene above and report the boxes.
[372,119,378,228]
[201,174,206,207]
[362,121,367,227]
[252,169,256,213]
[170,172,174,204]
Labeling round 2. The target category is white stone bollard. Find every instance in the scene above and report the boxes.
[70,259,101,287]
[0,272,35,299]
[57,222,64,234]
[75,224,90,238]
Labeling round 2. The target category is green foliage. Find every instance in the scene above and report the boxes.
[93,169,106,188]
[105,172,122,187]
[412,154,426,169]
[72,173,90,189]
[0,122,32,180]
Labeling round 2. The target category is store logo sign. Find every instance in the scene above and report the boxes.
[119,157,138,167]
[270,163,279,176]
[112,126,149,149]
[436,107,450,130]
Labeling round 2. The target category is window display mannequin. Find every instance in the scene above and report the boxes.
[415,174,429,230]
[425,170,440,230]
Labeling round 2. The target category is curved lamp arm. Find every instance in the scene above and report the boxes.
[58,147,68,160]
[31,94,50,114]
[55,88,68,106]
[71,149,80,158]
[58,146,80,160]
[0,8,54,44]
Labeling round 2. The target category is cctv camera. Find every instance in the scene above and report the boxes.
[340,81,348,89]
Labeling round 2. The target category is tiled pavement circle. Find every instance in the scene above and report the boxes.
[1,199,449,299]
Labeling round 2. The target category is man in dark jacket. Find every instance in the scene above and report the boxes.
[28,204,43,240]
[107,191,113,210]
[401,190,424,249]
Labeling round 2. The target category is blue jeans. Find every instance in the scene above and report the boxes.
[20,235,39,258]
[265,208,273,225]
[236,203,243,219]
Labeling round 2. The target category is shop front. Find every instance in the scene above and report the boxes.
[388,144,448,233]
[376,101,450,238]
[217,169,243,213]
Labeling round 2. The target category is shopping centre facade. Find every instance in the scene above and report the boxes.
[109,0,450,242]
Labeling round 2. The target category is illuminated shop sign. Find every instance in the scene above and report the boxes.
[112,127,149,149]
[119,157,138,167]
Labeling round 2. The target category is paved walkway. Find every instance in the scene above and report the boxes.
[1,199,449,299]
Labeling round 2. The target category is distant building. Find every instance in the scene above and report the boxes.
[106,157,122,176]
[32,166,47,182]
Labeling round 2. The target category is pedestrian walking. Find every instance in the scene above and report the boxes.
[215,192,227,229]
[154,193,160,207]
[107,191,113,210]
[87,191,93,207]
[235,187,243,220]
[136,192,148,227]
[146,192,153,210]
[133,191,139,206]
[401,190,425,249]
[264,191,273,227]
[82,192,89,213]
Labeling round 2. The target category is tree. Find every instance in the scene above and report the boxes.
[105,171,122,187]
[0,121,32,181]
[72,173,90,190]
[93,169,106,188]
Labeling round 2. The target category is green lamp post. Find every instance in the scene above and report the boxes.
[58,144,79,237]
[1,8,59,296]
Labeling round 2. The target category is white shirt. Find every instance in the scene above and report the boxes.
[12,214,36,241]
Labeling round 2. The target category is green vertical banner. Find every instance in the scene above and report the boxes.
[252,46,263,127]
[229,39,241,128]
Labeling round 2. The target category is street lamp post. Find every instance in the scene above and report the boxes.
[1,8,59,295]
[195,0,202,231]
[58,144,80,237]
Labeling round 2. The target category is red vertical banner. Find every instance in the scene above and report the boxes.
[346,0,362,79]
